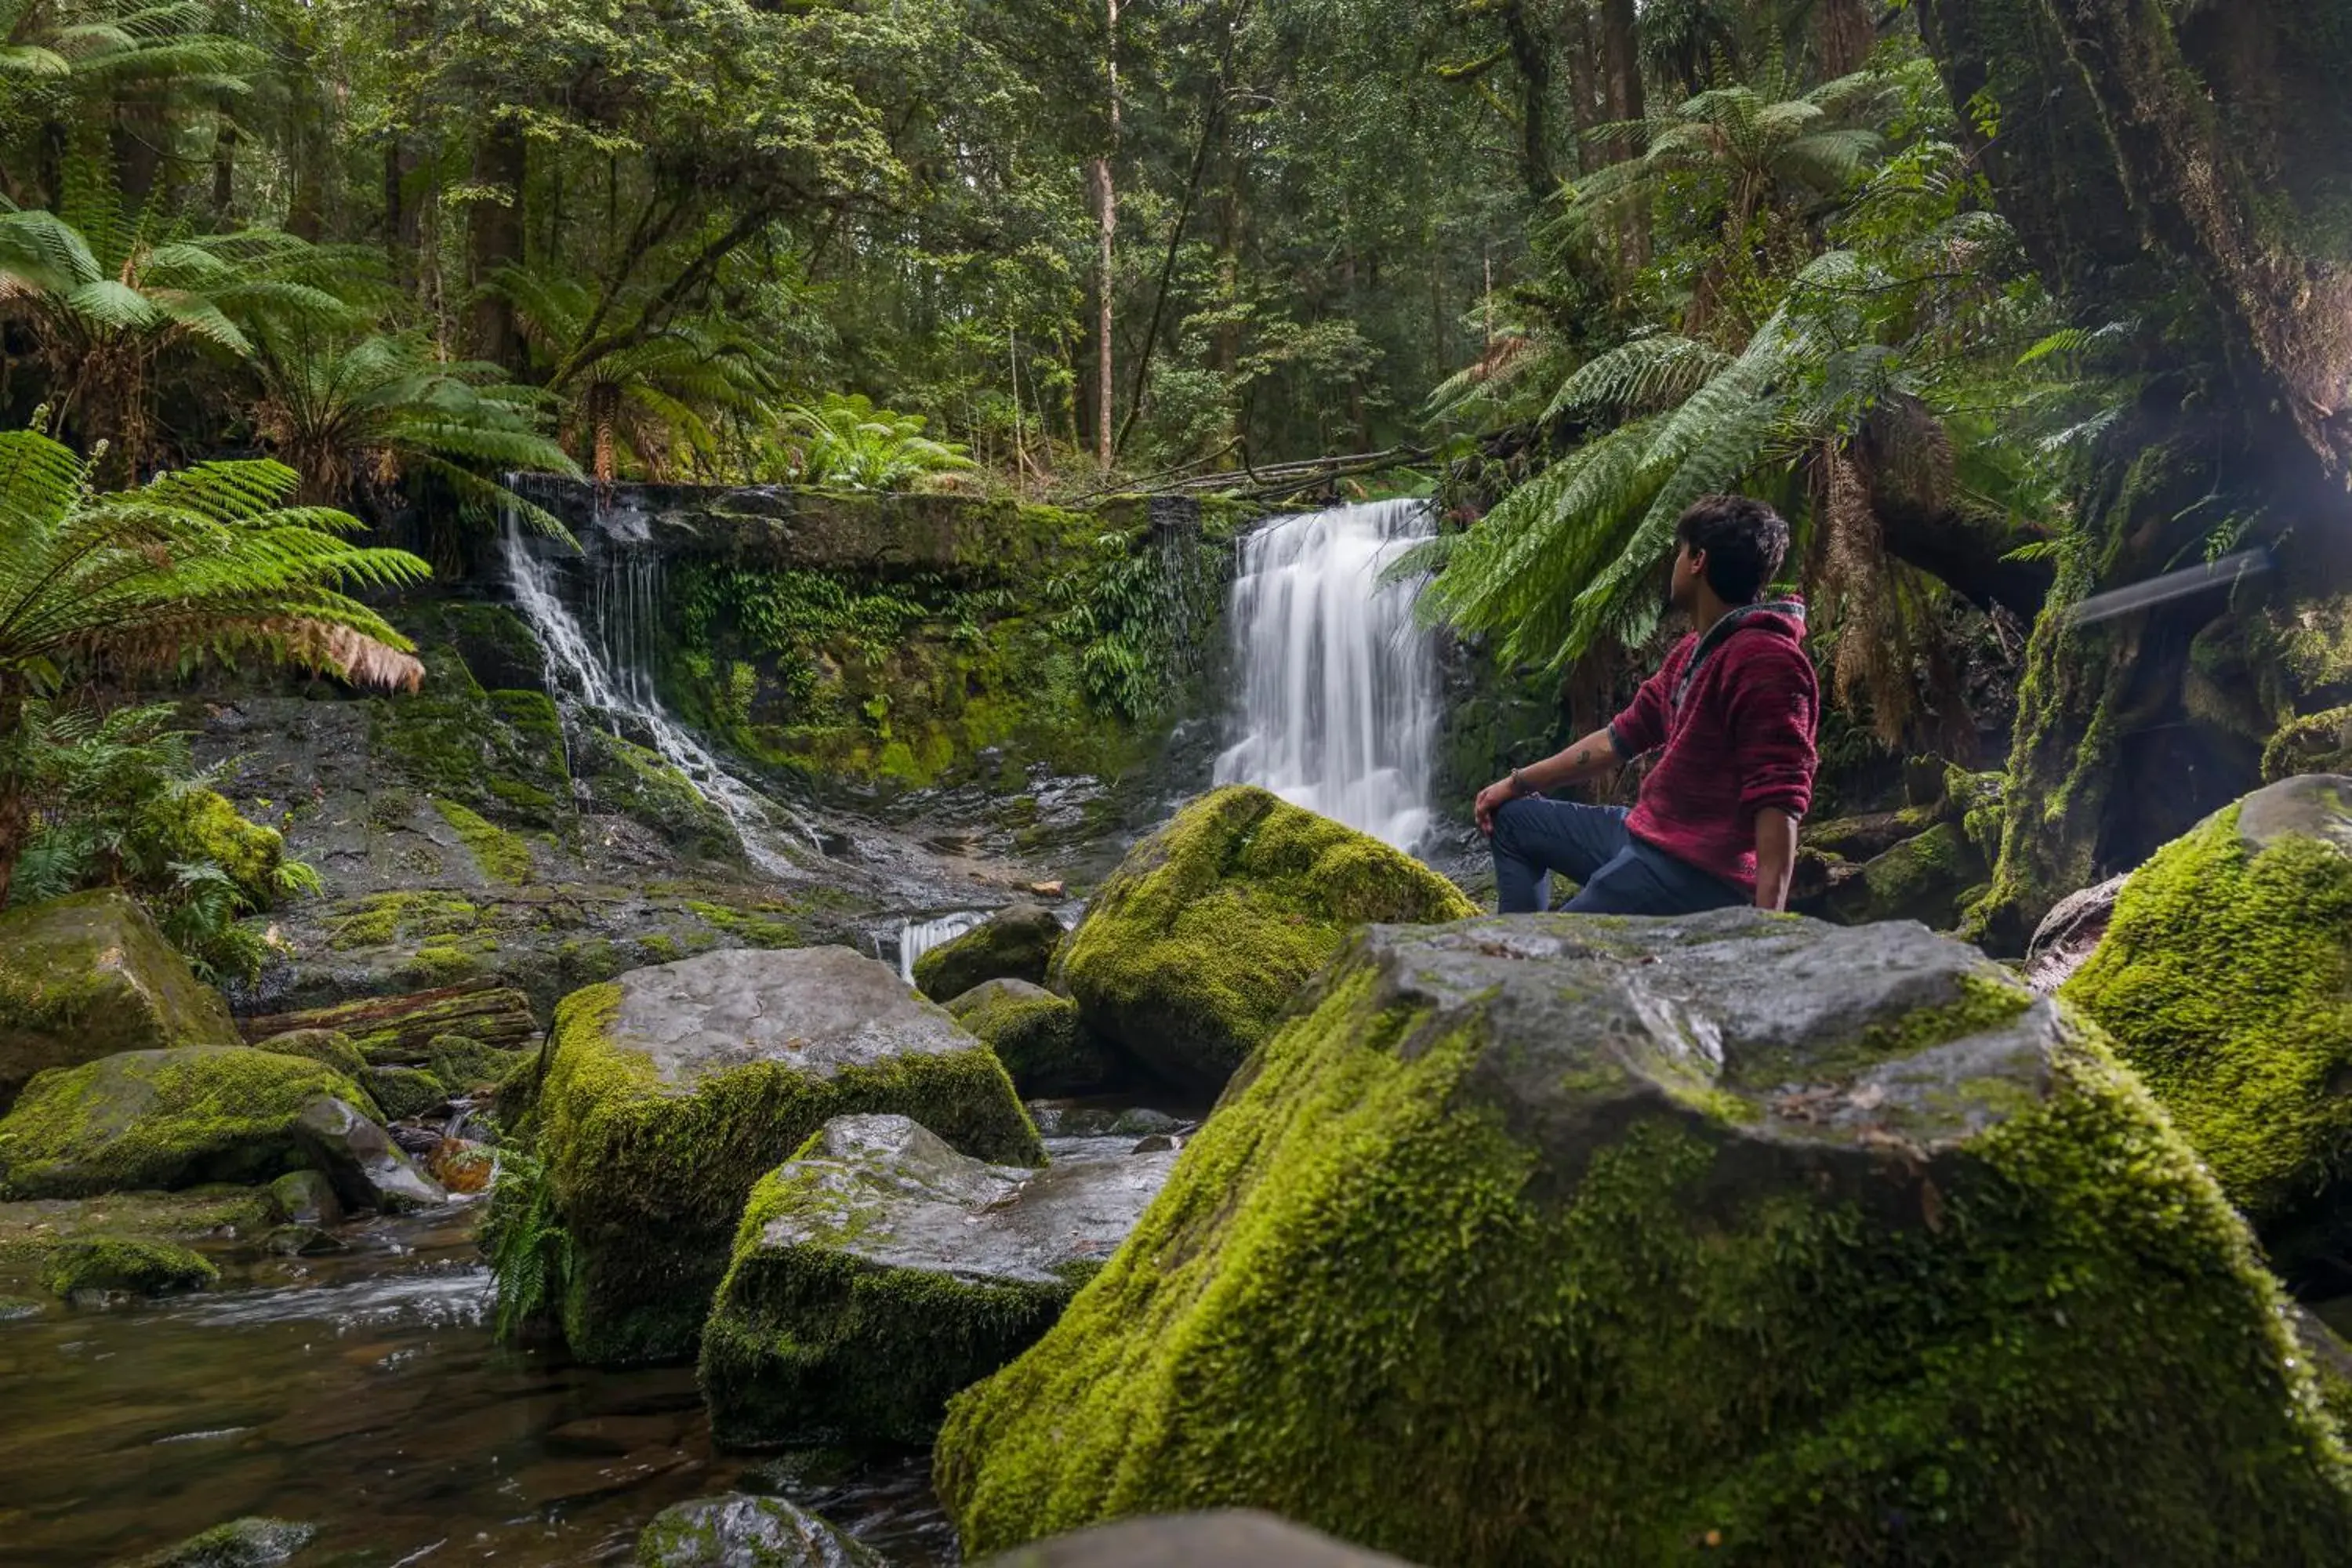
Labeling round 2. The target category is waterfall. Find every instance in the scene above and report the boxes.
[895,911,985,985]
[499,517,817,877]
[1211,499,1439,851]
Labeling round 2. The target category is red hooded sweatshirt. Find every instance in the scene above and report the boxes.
[1606,598,1818,894]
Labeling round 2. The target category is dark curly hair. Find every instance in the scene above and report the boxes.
[1675,494,1790,605]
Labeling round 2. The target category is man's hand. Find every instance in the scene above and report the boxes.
[1475,776,1521,837]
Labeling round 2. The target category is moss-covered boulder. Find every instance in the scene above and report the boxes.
[915,904,1065,1002]
[1051,787,1476,1092]
[2063,775,2352,1272]
[429,1033,525,1094]
[0,1046,363,1198]
[364,1064,448,1120]
[532,946,1043,1365]
[938,909,2352,1564]
[946,979,1116,1098]
[39,1236,217,1298]
[1823,820,1987,929]
[0,889,238,1111]
[0,1046,440,1212]
[248,1027,368,1081]
[636,1493,882,1567]
[116,1516,316,1568]
[702,1112,1176,1448]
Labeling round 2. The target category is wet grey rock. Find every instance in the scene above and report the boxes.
[635,1493,882,1568]
[701,1112,1177,1446]
[2023,873,2130,993]
[295,1097,445,1212]
[112,1516,315,1568]
[914,903,1065,1001]
[0,1293,40,1320]
[1106,1108,1185,1138]
[972,1512,1419,1568]
[266,1168,343,1227]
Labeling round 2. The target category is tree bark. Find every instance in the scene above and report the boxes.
[1563,0,1601,176]
[1093,0,1120,470]
[1915,0,2352,948]
[1599,0,1643,160]
[1499,0,1552,201]
[1817,0,1874,78]
[469,120,528,370]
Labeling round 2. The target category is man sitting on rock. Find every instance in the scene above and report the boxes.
[1475,493,1818,915]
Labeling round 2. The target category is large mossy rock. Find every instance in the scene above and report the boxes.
[702,1112,1178,1448]
[914,904,1065,1002]
[971,1512,1420,1568]
[946,979,1116,1098]
[2063,775,2352,1274]
[0,890,238,1111]
[636,1493,881,1567]
[1051,787,1476,1092]
[0,1046,364,1198]
[939,910,2352,1565]
[534,946,1043,1366]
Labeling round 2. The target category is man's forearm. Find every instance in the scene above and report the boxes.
[1753,808,1798,910]
[1511,728,1621,795]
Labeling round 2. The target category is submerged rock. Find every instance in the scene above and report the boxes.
[915,904,1065,1002]
[2063,775,2352,1277]
[531,946,1041,1364]
[113,1516,315,1568]
[0,889,238,1112]
[38,1236,217,1298]
[636,1492,882,1568]
[0,1047,364,1198]
[702,1112,1177,1447]
[267,1168,342,1226]
[946,978,1116,1097]
[939,909,2352,1564]
[971,1512,1419,1568]
[1051,786,1476,1092]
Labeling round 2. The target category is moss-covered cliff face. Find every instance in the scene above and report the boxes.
[941,911,2352,1563]
[646,492,1253,798]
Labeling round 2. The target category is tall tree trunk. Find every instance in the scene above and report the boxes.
[385,2,432,288]
[210,113,238,218]
[1500,1,1552,201]
[1599,0,1643,161]
[1093,0,1120,470]
[469,120,528,370]
[1915,0,2352,949]
[1817,0,1874,78]
[1563,0,1602,176]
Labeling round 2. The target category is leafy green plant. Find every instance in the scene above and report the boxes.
[1047,529,1227,724]
[4,699,319,982]
[480,1145,575,1345]
[245,318,579,533]
[0,426,430,903]
[774,393,975,490]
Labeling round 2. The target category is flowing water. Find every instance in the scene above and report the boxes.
[1211,499,1440,851]
[0,1207,957,1566]
[499,516,819,876]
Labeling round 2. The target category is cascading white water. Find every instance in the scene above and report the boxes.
[896,911,984,985]
[1211,499,1440,851]
[499,518,816,876]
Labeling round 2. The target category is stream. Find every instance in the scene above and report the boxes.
[0,499,1442,1563]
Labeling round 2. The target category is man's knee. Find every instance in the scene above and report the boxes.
[1491,794,1546,851]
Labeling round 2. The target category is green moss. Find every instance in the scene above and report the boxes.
[38,1235,217,1297]
[700,1154,1076,1446]
[429,1033,521,1092]
[681,900,805,948]
[2263,706,2352,782]
[148,788,285,906]
[2063,803,2352,1246]
[1053,786,1479,1090]
[401,944,484,986]
[370,641,572,830]
[247,1028,368,1080]
[914,907,1062,1003]
[430,797,534,884]
[364,1064,447,1120]
[120,1517,317,1568]
[530,979,1044,1365]
[950,985,1112,1098]
[938,950,2352,1564]
[0,1046,365,1199]
[0,1187,273,1286]
[324,891,481,952]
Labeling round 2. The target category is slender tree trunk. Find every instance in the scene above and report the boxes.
[1563,0,1602,176]
[1093,0,1120,470]
[1599,0,1643,159]
[1817,0,1875,78]
[210,114,238,218]
[385,2,432,289]
[469,120,528,370]
[1501,1,1552,201]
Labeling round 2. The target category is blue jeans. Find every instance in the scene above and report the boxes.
[1490,797,1747,916]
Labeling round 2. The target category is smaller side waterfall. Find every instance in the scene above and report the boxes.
[1212,499,1439,851]
[499,520,816,876]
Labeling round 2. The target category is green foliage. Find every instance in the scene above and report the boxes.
[1046,528,1228,724]
[479,1144,576,1345]
[775,394,975,491]
[2,702,313,982]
